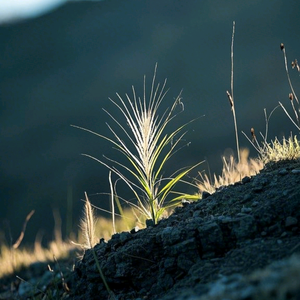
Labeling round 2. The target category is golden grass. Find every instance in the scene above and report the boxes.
[260,135,300,164]
[198,135,300,196]
[198,148,264,195]
[0,211,135,279]
[0,239,75,278]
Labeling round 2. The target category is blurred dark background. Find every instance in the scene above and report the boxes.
[1,0,300,245]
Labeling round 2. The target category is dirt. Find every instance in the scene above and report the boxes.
[1,159,300,299]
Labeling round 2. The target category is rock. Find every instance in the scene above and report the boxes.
[285,216,298,227]
[70,159,300,300]
[6,159,300,300]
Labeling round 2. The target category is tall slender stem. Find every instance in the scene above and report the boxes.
[230,21,240,163]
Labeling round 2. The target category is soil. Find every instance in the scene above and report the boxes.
[1,159,300,299]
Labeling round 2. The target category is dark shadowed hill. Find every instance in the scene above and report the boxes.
[1,159,300,299]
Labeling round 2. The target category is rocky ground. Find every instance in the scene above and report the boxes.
[1,159,300,299]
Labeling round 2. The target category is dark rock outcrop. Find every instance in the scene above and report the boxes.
[72,159,300,300]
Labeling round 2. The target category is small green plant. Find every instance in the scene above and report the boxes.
[72,65,203,225]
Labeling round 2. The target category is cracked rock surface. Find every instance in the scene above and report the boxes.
[72,159,300,300]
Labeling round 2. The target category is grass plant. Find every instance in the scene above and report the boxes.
[243,127,300,164]
[198,149,263,194]
[72,64,203,225]
[261,135,300,162]
[76,192,114,299]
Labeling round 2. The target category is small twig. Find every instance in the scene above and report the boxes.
[13,210,35,249]
[279,101,300,131]
[289,93,300,126]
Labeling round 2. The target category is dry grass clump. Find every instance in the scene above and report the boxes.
[0,209,131,279]
[0,210,76,278]
[0,239,75,278]
[253,135,300,164]
[198,148,263,195]
[75,193,114,298]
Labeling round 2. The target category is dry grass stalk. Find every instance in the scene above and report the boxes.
[80,192,97,249]
[227,20,240,163]
[12,210,35,249]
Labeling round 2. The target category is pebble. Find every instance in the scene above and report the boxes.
[292,168,300,174]
[285,216,298,227]
[252,186,263,193]
[281,232,288,238]
[278,168,288,175]
[220,216,232,223]
[119,231,132,243]
[241,207,252,213]
[241,193,252,203]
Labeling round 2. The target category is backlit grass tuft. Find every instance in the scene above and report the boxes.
[72,64,203,225]
[198,148,263,195]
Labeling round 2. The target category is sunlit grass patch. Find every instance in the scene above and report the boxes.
[258,135,300,164]
[198,148,263,195]
[0,212,131,279]
[197,135,300,196]
[0,239,75,279]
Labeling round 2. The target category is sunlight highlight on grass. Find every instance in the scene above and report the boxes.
[198,148,263,195]
[0,240,75,278]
